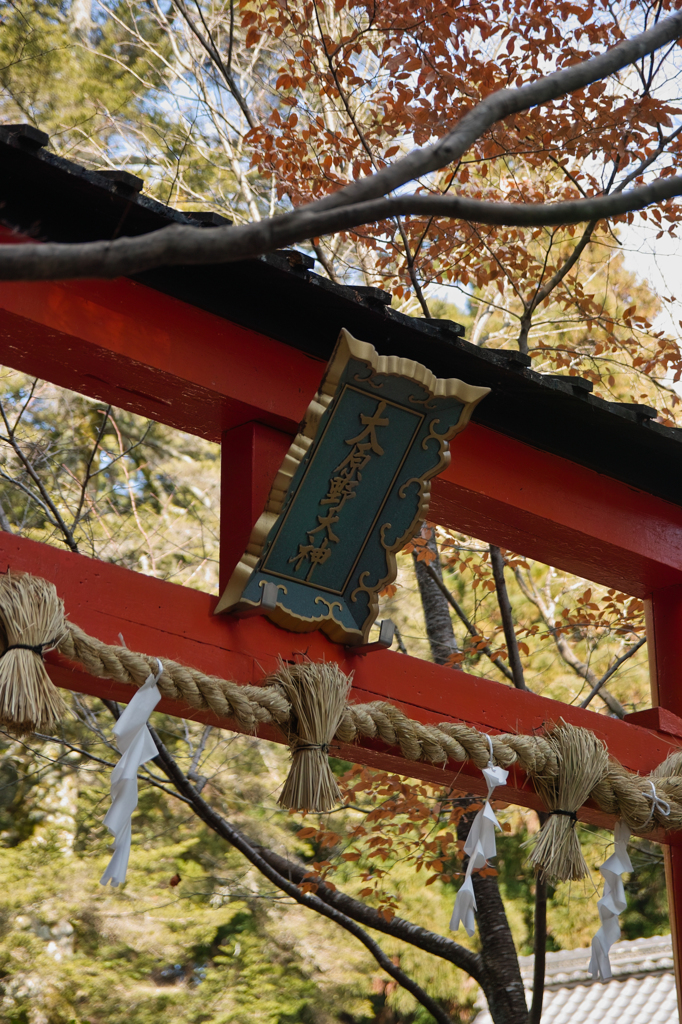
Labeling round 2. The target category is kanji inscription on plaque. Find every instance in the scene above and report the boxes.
[216,329,489,645]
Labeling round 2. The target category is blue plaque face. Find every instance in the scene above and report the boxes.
[217,330,489,645]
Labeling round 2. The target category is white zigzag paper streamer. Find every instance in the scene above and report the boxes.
[100,661,162,887]
[450,738,508,937]
[588,820,633,981]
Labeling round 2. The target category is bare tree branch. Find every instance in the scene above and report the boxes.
[3,173,682,282]
[25,731,195,804]
[393,622,409,654]
[171,0,257,129]
[255,846,485,984]
[100,699,484,984]
[1,13,682,281]
[71,405,111,532]
[512,567,628,718]
[311,241,340,282]
[0,399,79,551]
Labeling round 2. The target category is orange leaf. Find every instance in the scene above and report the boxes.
[416,546,436,564]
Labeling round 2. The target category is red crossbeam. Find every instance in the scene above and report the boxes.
[0,530,675,844]
[1,272,681,599]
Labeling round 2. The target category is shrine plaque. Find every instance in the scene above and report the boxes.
[216,329,489,645]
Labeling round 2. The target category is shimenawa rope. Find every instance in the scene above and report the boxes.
[0,571,679,881]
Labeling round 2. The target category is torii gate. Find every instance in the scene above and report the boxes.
[2,123,682,1004]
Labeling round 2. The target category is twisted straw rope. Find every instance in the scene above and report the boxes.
[59,623,291,731]
[55,621,682,837]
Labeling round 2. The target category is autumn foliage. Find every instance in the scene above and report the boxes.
[233,0,682,410]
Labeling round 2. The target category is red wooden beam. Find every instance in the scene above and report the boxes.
[644,587,682,1011]
[0,272,323,438]
[2,274,682,598]
[219,422,292,593]
[1,529,677,842]
[432,424,682,598]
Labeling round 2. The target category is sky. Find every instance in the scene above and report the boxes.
[620,222,682,337]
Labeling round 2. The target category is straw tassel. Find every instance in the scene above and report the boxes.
[270,661,352,812]
[528,722,609,882]
[0,571,68,735]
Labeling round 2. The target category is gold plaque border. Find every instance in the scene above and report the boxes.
[215,329,490,643]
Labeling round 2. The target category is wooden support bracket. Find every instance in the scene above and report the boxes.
[348,619,396,655]
[231,581,280,618]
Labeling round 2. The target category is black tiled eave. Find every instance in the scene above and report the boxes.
[0,125,681,507]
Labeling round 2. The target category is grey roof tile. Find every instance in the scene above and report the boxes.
[473,936,678,1024]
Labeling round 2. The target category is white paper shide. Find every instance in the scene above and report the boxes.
[450,746,508,937]
[589,820,632,981]
[100,662,162,887]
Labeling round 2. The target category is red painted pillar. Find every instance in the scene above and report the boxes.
[219,422,292,594]
[646,585,682,1011]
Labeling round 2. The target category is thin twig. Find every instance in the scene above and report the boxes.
[0,398,78,550]
[71,405,111,531]
[489,546,527,690]
[579,636,647,709]
[310,0,430,314]
[172,0,257,129]
[513,566,628,718]
[29,731,194,804]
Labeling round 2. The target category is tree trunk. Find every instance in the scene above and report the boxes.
[412,528,460,666]
[414,541,529,1024]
